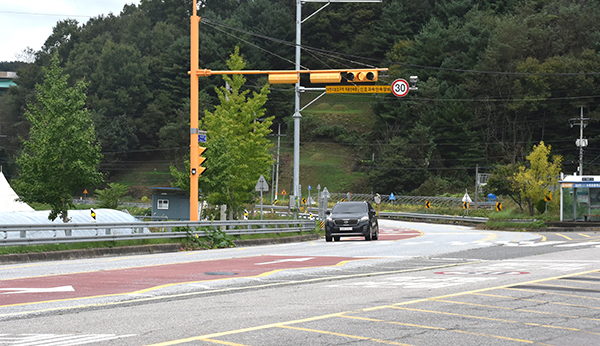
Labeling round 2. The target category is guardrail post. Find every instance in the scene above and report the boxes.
[105,228,111,235]
[20,230,26,238]
[66,229,72,237]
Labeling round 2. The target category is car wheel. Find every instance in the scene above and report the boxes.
[326,235,332,242]
[364,227,372,241]
[334,236,341,242]
[372,224,379,240]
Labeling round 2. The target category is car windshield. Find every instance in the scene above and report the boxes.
[333,203,367,213]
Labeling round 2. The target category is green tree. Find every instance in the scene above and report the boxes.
[513,141,562,216]
[14,54,104,222]
[486,164,523,212]
[202,48,273,219]
[171,48,273,220]
[95,183,129,209]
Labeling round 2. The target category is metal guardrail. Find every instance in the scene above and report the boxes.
[379,211,488,223]
[0,219,316,247]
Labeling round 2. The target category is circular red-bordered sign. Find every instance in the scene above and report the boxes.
[391,79,409,97]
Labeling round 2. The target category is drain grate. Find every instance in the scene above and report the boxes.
[204,271,238,276]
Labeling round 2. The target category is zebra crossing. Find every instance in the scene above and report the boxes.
[0,334,136,346]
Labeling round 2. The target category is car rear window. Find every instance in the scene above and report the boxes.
[333,203,366,213]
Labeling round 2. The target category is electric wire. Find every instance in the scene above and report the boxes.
[201,16,600,76]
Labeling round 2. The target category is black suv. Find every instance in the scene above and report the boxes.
[325,201,379,242]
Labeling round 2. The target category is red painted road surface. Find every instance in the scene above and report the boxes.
[0,227,420,306]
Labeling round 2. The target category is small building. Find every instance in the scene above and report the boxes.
[0,72,17,94]
[560,175,600,221]
[150,187,190,220]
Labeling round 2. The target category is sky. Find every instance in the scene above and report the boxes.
[0,0,141,63]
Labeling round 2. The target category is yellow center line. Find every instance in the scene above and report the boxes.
[472,292,600,310]
[433,298,600,322]
[340,315,546,345]
[389,306,597,335]
[556,233,573,240]
[504,287,600,301]
[522,282,600,291]
[277,325,413,346]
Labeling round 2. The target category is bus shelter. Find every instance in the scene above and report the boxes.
[560,175,600,221]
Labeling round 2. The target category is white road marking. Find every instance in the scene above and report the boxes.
[0,286,75,295]
[0,333,136,346]
[326,276,495,289]
[556,242,600,247]
[255,257,315,265]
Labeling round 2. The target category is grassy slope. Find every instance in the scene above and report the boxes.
[100,93,378,198]
[275,93,377,194]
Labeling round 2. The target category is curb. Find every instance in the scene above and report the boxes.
[0,234,321,264]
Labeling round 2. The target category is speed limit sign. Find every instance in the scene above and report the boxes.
[391,79,409,97]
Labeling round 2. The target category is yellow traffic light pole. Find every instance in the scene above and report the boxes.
[190,1,200,220]
[189,0,387,220]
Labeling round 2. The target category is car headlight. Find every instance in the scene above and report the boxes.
[360,215,369,222]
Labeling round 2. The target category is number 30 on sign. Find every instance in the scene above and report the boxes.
[391,79,409,98]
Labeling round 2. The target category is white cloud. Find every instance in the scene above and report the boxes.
[0,0,140,63]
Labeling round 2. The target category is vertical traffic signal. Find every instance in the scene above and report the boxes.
[198,146,206,175]
[192,146,206,176]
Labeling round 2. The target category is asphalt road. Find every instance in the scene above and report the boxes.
[1,220,600,345]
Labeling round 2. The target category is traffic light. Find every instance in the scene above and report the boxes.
[310,72,341,84]
[269,73,299,84]
[192,146,206,175]
[344,70,378,82]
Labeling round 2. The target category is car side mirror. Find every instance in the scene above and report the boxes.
[326,210,331,216]
[370,209,376,215]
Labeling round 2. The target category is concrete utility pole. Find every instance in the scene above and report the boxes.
[570,106,589,176]
[292,0,382,212]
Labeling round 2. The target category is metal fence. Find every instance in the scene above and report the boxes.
[318,193,464,207]
[0,219,316,247]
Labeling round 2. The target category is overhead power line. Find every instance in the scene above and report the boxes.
[0,10,92,18]
[201,17,600,77]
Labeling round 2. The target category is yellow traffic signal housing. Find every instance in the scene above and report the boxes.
[345,70,378,82]
[195,146,206,175]
[269,73,299,84]
[310,72,341,84]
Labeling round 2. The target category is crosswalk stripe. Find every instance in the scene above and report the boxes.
[0,334,136,346]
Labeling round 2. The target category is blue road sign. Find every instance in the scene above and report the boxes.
[389,192,396,201]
